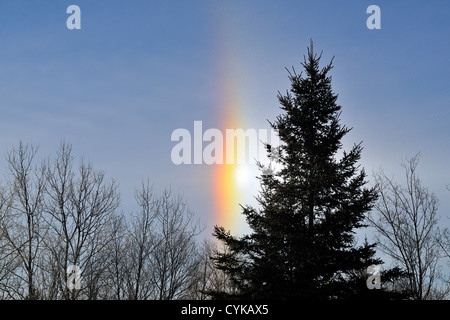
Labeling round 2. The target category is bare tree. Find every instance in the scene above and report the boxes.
[125,181,160,300]
[0,142,47,299]
[187,239,238,300]
[43,142,120,299]
[368,154,450,300]
[0,183,21,299]
[98,211,129,300]
[151,189,203,300]
[0,141,208,300]
[101,183,205,300]
[437,191,450,287]
[187,239,215,300]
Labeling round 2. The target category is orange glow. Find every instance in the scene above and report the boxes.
[212,6,246,234]
[213,91,243,232]
[213,157,240,231]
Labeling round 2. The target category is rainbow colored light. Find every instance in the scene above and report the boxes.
[211,8,246,234]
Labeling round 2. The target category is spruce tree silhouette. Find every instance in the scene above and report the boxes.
[210,40,410,300]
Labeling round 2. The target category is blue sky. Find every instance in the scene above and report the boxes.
[0,1,449,240]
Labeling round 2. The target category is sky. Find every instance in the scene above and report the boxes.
[0,0,449,243]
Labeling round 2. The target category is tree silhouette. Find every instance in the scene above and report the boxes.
[0,142,205,300]
[211,41,409,300]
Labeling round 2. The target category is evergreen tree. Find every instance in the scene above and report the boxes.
[211,41,410,300]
